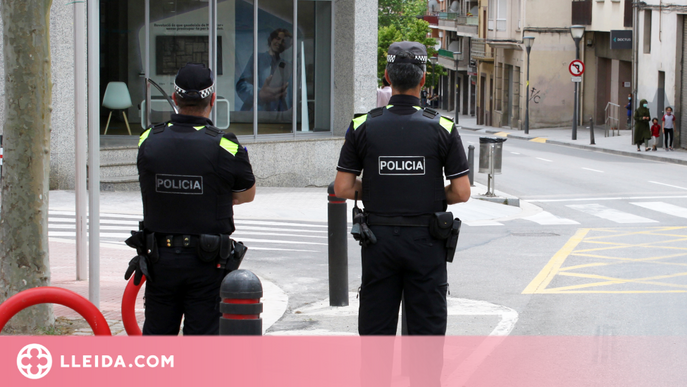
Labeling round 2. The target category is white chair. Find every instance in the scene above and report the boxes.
[102,82,133,135]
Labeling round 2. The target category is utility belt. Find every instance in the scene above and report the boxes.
[157,233,248,271]
[357,209,462,262]
[127,227,247,272]
[366,214,432,227]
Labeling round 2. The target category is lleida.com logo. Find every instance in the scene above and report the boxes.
[16,343,175,379]
[17,343,53,380]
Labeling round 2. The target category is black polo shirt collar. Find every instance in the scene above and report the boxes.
[387,94,422,115]
[388,94,421,107]
[171,113,214,127]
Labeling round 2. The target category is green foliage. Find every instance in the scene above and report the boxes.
[378,0,427,31]
[377,18,447,88]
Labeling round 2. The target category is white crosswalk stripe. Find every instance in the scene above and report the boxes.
[566,203,658,224]
[522,211,579,225]
[631,202,687,219]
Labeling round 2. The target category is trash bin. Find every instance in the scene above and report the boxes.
[478,137,507,174]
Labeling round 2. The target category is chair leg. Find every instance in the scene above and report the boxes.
[104,111,113,135]
[122,111,132,135]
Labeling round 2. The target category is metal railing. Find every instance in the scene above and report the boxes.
[605,102,620,137]
[436,12,478,26]
[471,38,493,60]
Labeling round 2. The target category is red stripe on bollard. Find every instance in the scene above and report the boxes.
[329,194,346,204]
[222,298,259,304]
[222,314,259,320]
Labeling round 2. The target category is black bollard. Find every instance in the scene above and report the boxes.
[219,269,263,335]
[589,117,596,145]
[467,144,475,186]
[328,182,349,306]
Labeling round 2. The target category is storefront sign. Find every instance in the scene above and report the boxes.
[610,30,632,50]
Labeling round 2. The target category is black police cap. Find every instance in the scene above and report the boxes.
[174,63,215,100]
[386,41,428,65]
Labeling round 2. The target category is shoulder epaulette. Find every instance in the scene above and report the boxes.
[151,121,168,134]
[422,107,439,119]
[204,126,222,137]
[369,107,384,118]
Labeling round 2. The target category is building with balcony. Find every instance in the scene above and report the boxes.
[426,0,478,118]
[475,0,585,130]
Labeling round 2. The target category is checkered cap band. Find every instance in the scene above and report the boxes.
[387,54,427,64]
[174,82,215,99]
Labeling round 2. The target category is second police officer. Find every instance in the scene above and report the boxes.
[334,41,471,335]
[127,63,256,335]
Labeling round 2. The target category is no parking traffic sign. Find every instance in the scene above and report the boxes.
[569,60,584,76]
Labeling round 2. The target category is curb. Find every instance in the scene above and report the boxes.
[464,127,687,167]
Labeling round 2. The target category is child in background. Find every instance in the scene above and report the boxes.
[650,118,661,151]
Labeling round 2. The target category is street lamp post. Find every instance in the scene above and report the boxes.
[570,25,585,140]
[523,36,535,135]
[453,51,462,124]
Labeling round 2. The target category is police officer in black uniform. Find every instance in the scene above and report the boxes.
[334,42,471,336]
[133,63,256,335]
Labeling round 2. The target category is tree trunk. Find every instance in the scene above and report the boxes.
[0,0,53,333]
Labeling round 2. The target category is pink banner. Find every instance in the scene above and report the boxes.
[2,336,686,386]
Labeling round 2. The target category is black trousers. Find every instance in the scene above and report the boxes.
[142,247,226,335]
[665,128,674,148]
[359,225,448,335]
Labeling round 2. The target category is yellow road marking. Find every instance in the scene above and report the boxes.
[558,263,609,271]
[530,137,547,143]
[538,290,687,294]
[556,271,687,289]
[494,131,509,137]
[522,229,590,294]
[524,226,687,294]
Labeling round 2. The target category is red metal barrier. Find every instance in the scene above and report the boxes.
[121,275,145,336]
[0,287,111,336]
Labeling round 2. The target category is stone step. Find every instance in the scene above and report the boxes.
[100,146,137,165]
[100,162,137,179]
[100,175,139,192]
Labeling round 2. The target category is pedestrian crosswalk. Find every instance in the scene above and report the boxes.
[566,203,658,224]
[461,200,687,227]
[48,200,687,241]
[48,213,328,253]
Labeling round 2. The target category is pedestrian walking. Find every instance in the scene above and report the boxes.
[662,106,675,151]
[376,77,392,108]
[626,94,632,127]
[633,99,652,152]
[334,41,471,336]
[128,63,256,335]
[650,118,660,151]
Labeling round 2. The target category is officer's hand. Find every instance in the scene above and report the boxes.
[125,231,147,256]
[124,255,151,286]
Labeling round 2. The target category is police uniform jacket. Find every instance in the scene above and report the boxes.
[138,114,255,235]
[337,94,469,216]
